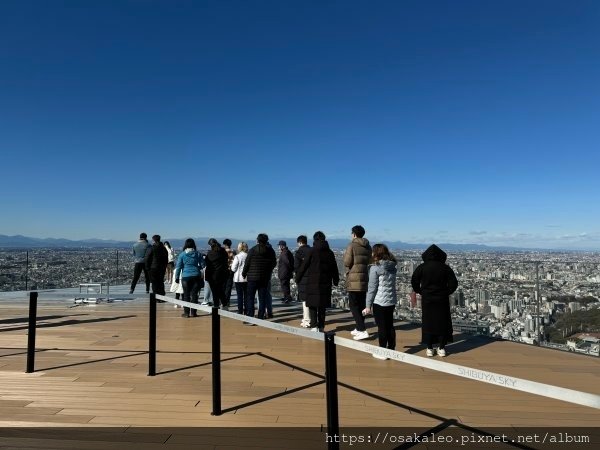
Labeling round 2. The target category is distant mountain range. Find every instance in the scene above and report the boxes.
[0,234,550,252]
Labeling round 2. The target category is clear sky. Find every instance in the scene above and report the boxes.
[1,0,599,249]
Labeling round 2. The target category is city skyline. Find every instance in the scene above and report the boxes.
[1,1,599,249]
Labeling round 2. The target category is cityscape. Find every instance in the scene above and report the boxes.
[2,246,598,357]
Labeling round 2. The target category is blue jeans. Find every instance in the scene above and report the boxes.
[246,280,269,319]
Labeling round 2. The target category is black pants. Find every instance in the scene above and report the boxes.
[210,279,226,309]
[373,304,396,350]
[235,282,248,314]
[182,276,202,316]
[348,291,367,331]
[224,271,234,306]
[280,278,292,301]
[424,333,448,350]
[308,305,326,330]
[130,262,149,293]
[150,268,166,296]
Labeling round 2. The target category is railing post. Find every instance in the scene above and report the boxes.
[324,331,340,450]
[148,293,156,376]
[26,291,38,373]
[211,306,222,416]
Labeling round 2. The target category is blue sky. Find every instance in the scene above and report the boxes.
[1,0,599,249]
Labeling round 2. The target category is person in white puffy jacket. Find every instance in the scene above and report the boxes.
[230,242,248,315]
[363,244,398,357]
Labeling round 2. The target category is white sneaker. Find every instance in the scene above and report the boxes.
[300,322,310,328]
[200,301,209,306]
[372,353,388,360]
[437,348,447,357]
[350,329,359,336]
[174,304,180,308]
[310,327,319,332]
[353,331,369,341]
[426,349,434,357]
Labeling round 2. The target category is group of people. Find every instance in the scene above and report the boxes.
[129,226,459,358]
[129,233,173,297]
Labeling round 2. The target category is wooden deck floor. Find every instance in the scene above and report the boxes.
[0,289,599,448]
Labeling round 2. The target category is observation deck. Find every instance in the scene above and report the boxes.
[0,285,598,448]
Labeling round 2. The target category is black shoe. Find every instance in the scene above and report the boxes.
[129,290,133,295]
[266,314,273,319]
[181,313,189,318]
[190,312,198,317]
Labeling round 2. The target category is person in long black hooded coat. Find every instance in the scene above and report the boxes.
[295,231,339,332]
[410,244,458,357]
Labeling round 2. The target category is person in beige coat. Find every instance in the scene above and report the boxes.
[343,225,372,340]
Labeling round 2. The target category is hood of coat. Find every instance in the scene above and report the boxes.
[313,239,331,251]
[254,243,271,255]
[352,237,370,248]
[377,259,397,273]
[181,248,200,262]
[421,244,447,263]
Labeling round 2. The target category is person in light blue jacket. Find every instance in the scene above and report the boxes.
[175,238,205,318]
[363,244,398,357]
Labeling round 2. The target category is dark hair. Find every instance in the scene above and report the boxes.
[152,234,161,243]
[223,238,232,247]
[351,225,365,238]
[140,233,147,240]
[313,231,326,241]
[183,238,196,250]
[372,243,396,263]
[208,238,220,250]
[164,241,171,249]
[257,233,269,244]
[297,235,307,245]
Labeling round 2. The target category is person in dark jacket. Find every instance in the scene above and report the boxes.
[294,235,311,327]
[295,231,340,332]
[277,240,295,304]
[242,233,277,319]
[145,234,169,297]
[205,238,229,309]
[410,244,458,357]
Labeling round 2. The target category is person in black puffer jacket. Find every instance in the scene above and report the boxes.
[144,234,168,297]
[242,233,276,319]
[205,238,229,309]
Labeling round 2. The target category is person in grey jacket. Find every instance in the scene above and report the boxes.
[130,233,150,294]
[363,244,397,356]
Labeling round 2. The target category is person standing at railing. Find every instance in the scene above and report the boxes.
[205,238,229,309]
[294,235,311,328]
[129,233,150,295]
[145,235,169,297]
[344,225,372,340]
[222,239,236,308]
[231,242,248,315]
[362,244,398,358]
[295,231,340,332]
[175,238,206,318]
[242,233,277,320]
[410,244,458,357]
[164,241,175,284]
[277,240,295,304]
